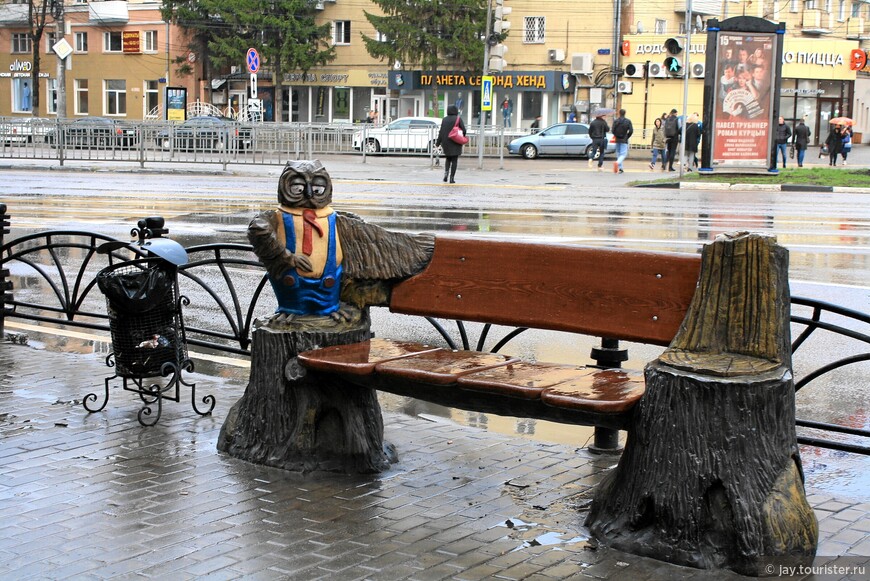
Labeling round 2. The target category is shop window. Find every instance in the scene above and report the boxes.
[12,78,32,112]
[144,80,159,118]
[104,31,123,53]
[75,32,88,53]
[46,78,57,114]
[334,87,350,120]
[143,31,158,53]
[105,80,126,115]
[75,79,88,115]
[524,16,545,43]
[333,21,351,45]
[12,33,31,54]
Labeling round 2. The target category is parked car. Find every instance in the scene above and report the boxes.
[506,123,616,160]
[0,117,50,144]
[352,117,442,154]
[46,117,140,149]
[155,116,252,151]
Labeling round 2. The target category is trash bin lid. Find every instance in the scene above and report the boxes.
[96,238,188,266]
[137,238,188,266]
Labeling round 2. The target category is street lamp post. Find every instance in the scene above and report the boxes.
[53,0,66,119]
[478,0,494,169]
[679,0,693,178]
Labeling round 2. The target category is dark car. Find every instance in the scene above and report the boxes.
[46,117,140,149]
[156,116,252,152]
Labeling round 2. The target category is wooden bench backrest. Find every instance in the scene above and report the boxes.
[389,236,703,347]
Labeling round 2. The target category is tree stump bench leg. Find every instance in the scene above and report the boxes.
[217,312,397,474]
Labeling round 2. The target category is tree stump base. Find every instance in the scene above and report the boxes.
[217,307,397,474]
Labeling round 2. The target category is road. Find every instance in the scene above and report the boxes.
[2,162,869,499]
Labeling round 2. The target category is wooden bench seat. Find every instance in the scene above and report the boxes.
[298,338,646,423]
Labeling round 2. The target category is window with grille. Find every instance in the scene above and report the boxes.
[333,21,351,45]
[524,16,545,43]
[655,19,667,34]
[12,33,31,54]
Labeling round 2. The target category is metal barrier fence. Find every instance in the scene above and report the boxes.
[1,212,868,455]
[0,117,512,168]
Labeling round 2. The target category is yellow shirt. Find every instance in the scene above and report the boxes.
[277,205,343,278]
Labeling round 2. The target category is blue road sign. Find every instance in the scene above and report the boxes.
[246,48,260,74]
[481,76,493,111]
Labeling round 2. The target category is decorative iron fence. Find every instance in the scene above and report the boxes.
[2,209,868,454]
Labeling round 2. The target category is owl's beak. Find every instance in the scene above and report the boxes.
[304,186,314,199]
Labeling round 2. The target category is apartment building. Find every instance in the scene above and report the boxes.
[2,0,867,143]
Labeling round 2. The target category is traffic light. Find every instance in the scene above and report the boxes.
[493,0,511,33]
[489,0,510,72]
[664,37,683,77]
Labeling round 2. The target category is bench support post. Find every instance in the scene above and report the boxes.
[589,337,628,454]
[586,233,817,576]
[218,310,397,474]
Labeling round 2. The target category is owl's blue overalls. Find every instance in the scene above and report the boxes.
[269,211,342,316]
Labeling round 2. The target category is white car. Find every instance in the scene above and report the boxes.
[352,117,443,154]
[0,117,50,144]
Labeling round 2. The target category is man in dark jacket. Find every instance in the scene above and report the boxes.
[664,109,681,172]
[435,105,466,183]
[611,109,633,173]
[793,118,811,167]
[772,116,792,169]
[588,114,609,171]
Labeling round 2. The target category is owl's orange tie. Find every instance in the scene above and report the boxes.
[301,209,324,256]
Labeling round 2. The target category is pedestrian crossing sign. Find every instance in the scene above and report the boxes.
[481,76,493,111]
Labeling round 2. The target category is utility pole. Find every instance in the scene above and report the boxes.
[679,0,693,178]
[478,0,494,169]
[54,0,66,119]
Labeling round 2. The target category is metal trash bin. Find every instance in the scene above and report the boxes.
[98,260,184,378]
[83,217,214,426]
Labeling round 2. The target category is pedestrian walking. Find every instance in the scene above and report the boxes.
[611,109,633,174]
[664,109,681,172]
[436,105,466,183]
[649,118,667,171]
[793,117,811,167]
[684,114,701,171]
[841,126,852,165]
[773,116,792,169]
[825,125,843,167]
[587,112,609,171]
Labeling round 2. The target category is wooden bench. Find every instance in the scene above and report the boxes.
[297,235,702,436]
[292,232,818,575]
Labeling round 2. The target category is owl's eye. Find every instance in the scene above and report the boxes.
[289,184,306,195]
[311,185,326,195]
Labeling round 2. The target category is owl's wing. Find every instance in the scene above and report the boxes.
[337,211,434,281]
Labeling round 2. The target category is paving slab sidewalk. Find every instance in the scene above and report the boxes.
[0,341,868,580]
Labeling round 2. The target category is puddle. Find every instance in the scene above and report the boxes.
[494,517,590,552]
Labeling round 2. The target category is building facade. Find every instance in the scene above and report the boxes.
[2,0,868,142]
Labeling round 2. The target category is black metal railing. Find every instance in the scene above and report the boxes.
[2,216,868,454]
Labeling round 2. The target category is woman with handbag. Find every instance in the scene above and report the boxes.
[436,105,467,183]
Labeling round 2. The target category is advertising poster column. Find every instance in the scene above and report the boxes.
[701,17,785,172]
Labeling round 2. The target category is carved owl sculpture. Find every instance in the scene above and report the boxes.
[248,160,434,321]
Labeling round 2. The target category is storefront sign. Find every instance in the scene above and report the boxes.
[123,31,140,54]
[387,71,574,92]
[711,32,778,168]
[2,60,48,78]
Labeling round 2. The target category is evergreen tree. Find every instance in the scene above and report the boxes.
[162,0,335,120]
[362,0,490,116]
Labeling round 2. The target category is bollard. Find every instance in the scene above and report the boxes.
[589,336,629,454]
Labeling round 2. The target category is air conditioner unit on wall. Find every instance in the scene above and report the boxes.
[617,81,633,94]
[548,48,565,63]
[624,63,645,79]
[691,63,706,78]
[648,63,667,78]
[570,53,593,75]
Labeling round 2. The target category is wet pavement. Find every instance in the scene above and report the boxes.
[0,338,869,580]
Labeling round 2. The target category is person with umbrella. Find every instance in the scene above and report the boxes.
[824,123,844,167]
